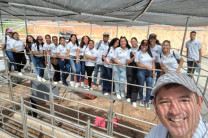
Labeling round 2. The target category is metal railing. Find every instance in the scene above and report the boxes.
[0,48,208,137]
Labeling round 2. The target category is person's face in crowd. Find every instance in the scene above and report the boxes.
[28,36,34,43]
[8,32,13,37]
[45,36,51,44]
[38,38,43,43]
[162,42,170,53]
[149,38,156,45]
[83,36,89,45]
[71,35,76,44]
[190,33,196,40]
[103,35,109,43]
[113,40,119,48]
[131,39,138,48]
[120,38,127,49]
[60,38,66,46]
[153,86,203,137]
[89,41,94,49]
[13,33,19,40]
[140,44,148,52]
[52,37,58,45]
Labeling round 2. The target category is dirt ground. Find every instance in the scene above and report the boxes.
[0,80,159,138]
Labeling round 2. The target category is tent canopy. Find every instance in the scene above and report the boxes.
[0,0,208,27]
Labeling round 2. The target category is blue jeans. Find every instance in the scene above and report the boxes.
[102,67,112,94]
[69,56,76,81]
[93,64,104,85]
[76,61,85,82]
[137,69,153,102]
[34,56,45,78]
[30,55,39,76]
[113,65,126,95]
[59,58,70,84]
[6,51,17,71]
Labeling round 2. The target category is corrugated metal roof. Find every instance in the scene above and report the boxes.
[0,0,208,27]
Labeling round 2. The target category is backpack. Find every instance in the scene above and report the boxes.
[160,51,180,64]
[96,40,109,50]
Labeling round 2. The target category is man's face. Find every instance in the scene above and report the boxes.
[103,35,109,42]
[153,86,203,137]
[190,33,196,40]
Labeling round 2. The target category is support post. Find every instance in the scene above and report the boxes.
[0,10,3,35]
[116,25,118,37]
[180,17,190,55]
[24,7,28,36]
[147,24,150,39]
[58,21,60,37]
[21,96,28,138]
[90,23,92,37]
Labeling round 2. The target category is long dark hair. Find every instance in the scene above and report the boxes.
[26,35,36,51]
[36,36,44,51]
[119,36,131,49]
[80,35,90,48]
[138,40,153,57]
[106,38,119,55]
[69,34,79,46]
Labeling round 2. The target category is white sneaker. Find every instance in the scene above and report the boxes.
[104,93,109,96]
[70,81,75,87]
[75,83,80,88]
[81,82,84,87]
[18,72,23,76]
[132,102,137,107]
[127,98,131,102]
[41,78,46,82]
[140,100,144,107]
[117,94,121,99]
[37,76,42,82]
[121,93,125,98]
[91,85,96,90]
[59,81,62,84]
[21,69,25,73]
[85,85,90,90]
[54,81,58,85]
[98,85,102,90]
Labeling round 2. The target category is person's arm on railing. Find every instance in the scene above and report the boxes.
[152,60,156,79]
[136,62,152,71]
[84,54,96,61]
[198,49,202,63]
[76,49,80,64]
[113,58,123,66]
[176,57,184,73]
[160,63,168,73]
[126,53,135,64]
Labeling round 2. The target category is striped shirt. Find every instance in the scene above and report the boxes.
[145,116,208,138]
[186,39,201,61]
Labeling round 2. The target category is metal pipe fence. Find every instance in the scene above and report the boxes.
[0,48,208,137]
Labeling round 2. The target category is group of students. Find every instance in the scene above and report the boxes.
[1,29,202,109]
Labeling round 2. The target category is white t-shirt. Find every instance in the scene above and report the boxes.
[186,39,202,61]
[103,47,115,68]
[135,50,155,68]
[66,41,78,57]
[78,45,87,56]
[11,39,24,51]
[127,46,139,59]
[113,47,129,65]
[2,35,13,50]
[49,43,58,57]
[56,44,67,57]
[85,47,98,66]
[31,43,44,57]
[95,40,109,64]
[159,50,181,72]
[150,44,162,63]
[43,43,53,51]
[145,116,208,138]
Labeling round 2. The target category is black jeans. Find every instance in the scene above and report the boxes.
[126,65,138,102]
[13,51,26,72]
[187,61,198,77]
[155,62,161,80]
[52,62,61,82]
[85,66,95,87]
